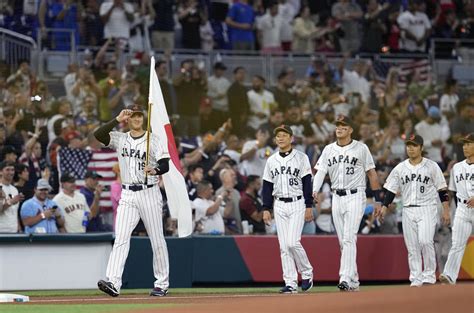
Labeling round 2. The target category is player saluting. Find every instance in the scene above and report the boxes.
[262,125,314,294]
[312,116,382,292]
[94,104,171,297]
[376,134,451,287]
[439,133,474,285]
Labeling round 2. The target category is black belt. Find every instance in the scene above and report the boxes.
[333,189,357,196]
[122,184,154,192]
[457,197,468,204]
[404,205,421,207]
[277,196,302,203]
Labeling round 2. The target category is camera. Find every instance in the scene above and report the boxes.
[31,95,42,102]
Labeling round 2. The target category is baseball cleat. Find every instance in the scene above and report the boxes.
[337,281,350,292]
[150,287,168,297]
[279,286,298,294]
[301,279,313,292]
[98,280,119,297]
[410,281,423,287]
[439,274,454,285]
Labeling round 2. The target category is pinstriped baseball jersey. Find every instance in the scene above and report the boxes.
[109,131,170,185]
[262,149,312,198]
[314,140,375,190]
[448,160,473,198]
[384,158,447,206]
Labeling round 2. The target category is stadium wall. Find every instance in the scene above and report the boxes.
[0,235,472,290]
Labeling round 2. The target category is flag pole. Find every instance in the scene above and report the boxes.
[144,102,152,185]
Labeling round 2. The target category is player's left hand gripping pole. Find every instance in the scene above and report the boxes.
[144,102,152,185]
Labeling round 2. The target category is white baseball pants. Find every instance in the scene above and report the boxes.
[332,191,366,289]
[442,204,474,283]
[106,185,169,291]
[274,198,313,289]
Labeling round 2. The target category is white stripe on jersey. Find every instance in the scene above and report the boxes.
[384,158,447,206]
[262,149,312,198]
[449,160,474,199]
[109,131,170,185]
[314,140,375,190]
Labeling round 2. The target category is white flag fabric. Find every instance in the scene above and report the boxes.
[148,56,192,237]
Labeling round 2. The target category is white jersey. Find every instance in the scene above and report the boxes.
[384,158,447,207]
[0,184,19,233]
[314,140,375,190]
[109,131,170,185]
[263,149,312,198]
[449,160,473,201]
[53,191,90,233]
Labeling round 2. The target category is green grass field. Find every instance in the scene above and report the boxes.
[0,286,399,313]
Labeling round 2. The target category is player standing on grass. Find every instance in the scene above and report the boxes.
[376,134,451,287]
[94,104,171,297]
[439,133,474,285]
[262,125,314,294]
[312,116,382,292]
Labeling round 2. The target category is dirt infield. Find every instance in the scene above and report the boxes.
[28,284,473,313]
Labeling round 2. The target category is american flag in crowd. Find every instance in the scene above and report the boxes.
[58,147,118,212]
[373,58,432,93]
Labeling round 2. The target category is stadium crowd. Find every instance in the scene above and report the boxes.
[0,0,473,240]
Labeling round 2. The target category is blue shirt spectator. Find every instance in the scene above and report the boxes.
[49,1,79,50]
[20,179,64,234]
[225,0,255,50]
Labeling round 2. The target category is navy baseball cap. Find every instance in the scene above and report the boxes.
[273,125,293,136]
[60,172,76,183]
[85,170,103,179]
[335,115,354,128]
[405,134,424,146]
[126,104,144,116]
[459,133,474,144]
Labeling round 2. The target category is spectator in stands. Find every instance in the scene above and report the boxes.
[439,78,459,120]
[109,75,145,118]
[14,164,33,205]
[148,0,175,52]
[361,0,389,53]
[339,56,371,104]
[155,60,176,116]
[257,1,283,53]
[450,99,474,161]
[200,15,214,51]
[207,62,231,129]
[100,0,135,44]
[1,145,18,163]
[70,67,102,116]
[397,0,431,53]
[47,98,72,143]
[285,104,316,152]
[178,0,203,49]
[227,67,249,137]
[47,0,80,51]
[222,135,242,165]
[98,62,122,122]
[239,175,266,234]
[260,108,285,143]
[6,60,31,95]
[53,172,95,233]
[292,5,318,53]
[21,179,64,234]
[331,0,363,53]
[415,106,450,167]
[78,170,109,232]
[278,0,296,51]
[247,75,276,130]
[0,161,23,233]
[82,0,104,46]
[272,71,297,113]
[173,60,207,137]
[315,178,335,234]
[193,180,226,235]
[226,0,255,50]
[378,120,406,164]
[240,127,272,177]
[76,95,100,132]
[186,164,203,201]
[216,168,241,234]
[310,108,335,146]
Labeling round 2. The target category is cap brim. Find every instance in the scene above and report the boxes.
[335,121,352,127]
[459,138,473,144]
[273,128,292,136]
[405,140,421,145]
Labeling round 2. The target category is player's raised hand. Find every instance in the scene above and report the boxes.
[304,208,314,222]
[116,109,133,123]
[263,210,272,226]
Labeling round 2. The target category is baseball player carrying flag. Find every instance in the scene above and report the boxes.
[95,57,192,298]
